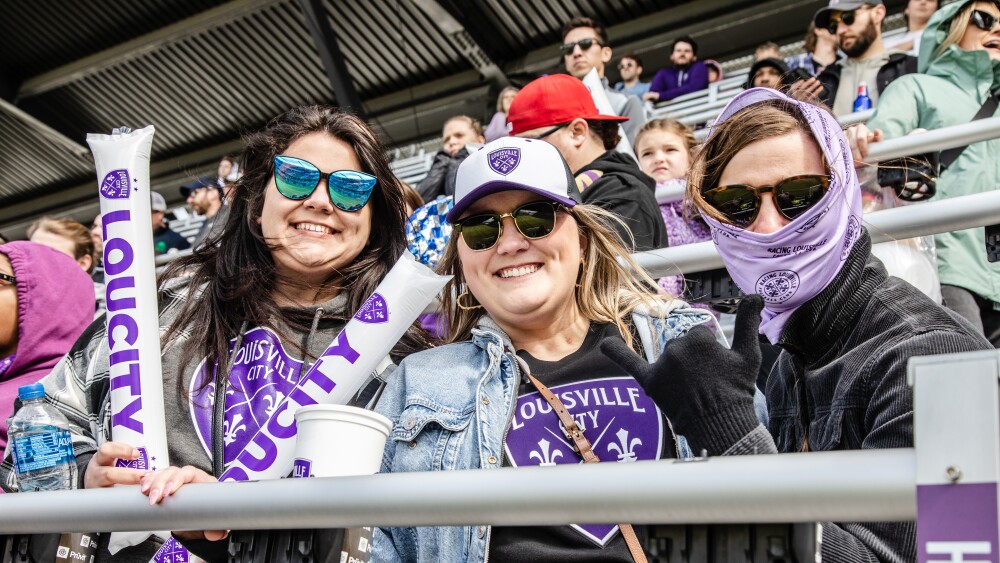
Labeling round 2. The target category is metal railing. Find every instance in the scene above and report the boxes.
[4,347,998,536]
[660,115,1000,202]
[0,449,913,534]
[637,189,1000,278]
[644,116,1000,276]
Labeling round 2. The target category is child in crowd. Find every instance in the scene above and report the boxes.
[27,216,97,274]
[484,86,519,143]
[634,119,711,295]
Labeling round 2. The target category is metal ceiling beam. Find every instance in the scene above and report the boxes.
[410,0,509,89]
[17,0,284,100]
[505,0,811,77]
[295,0,366,117]
[0,69,17,102]
[0,138,243,237]
[0,98,90,158]
[365,69,481,115]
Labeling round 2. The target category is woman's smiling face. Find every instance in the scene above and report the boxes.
[457,190,584,332]
[259,132,372,285]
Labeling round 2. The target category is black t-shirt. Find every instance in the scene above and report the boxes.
[489,323,675,562]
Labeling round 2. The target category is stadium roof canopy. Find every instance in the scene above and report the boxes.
[0,0,903,237]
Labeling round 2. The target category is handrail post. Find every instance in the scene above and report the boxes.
[909,350,1000,562]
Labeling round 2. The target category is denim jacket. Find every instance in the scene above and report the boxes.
[371,300,725,563]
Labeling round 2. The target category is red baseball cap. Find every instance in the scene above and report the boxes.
[507,74,628,137]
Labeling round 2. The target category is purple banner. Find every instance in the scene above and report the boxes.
[918,482,999,562]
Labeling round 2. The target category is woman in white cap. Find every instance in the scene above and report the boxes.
[372,136,726,562]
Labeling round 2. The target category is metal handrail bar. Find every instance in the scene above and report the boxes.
[692,105,877,142]
[667,116,1000,203]
[0,449,914,534]
[154,248,192,266]
[635,189,1000,278]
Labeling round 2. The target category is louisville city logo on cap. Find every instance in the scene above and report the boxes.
[488,147,520,176]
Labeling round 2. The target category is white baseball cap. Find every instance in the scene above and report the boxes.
[446,136,581,223]
[150,191,167,212]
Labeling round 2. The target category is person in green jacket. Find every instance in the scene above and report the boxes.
[850,0,1000,347]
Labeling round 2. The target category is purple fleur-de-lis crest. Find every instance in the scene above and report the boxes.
[100,169,131,199]
[487,148,520,176]
[151,537,190,563]
[114,446,152,470]
[355,292,389,324]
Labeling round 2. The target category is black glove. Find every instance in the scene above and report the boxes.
[601,295,765,456]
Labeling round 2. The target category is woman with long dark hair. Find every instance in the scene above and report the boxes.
[0,105,427,561]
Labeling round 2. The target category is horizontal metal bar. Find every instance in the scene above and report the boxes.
[693,108,876,142]
[867,116,1000,162]
[155,248,192,267]
[638,189,1000,277]
[0,449,915,534]
[666,116,1000,201]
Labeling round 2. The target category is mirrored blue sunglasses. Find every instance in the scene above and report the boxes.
[273,155,377,212]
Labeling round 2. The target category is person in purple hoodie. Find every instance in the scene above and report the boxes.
[0,241,95,453]
[644,36,710,103]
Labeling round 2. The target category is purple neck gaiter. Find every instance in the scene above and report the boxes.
[700,88,863,344]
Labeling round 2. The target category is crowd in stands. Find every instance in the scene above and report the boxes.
[2,1,999,562]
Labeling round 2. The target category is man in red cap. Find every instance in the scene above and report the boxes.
[507,74,666,251]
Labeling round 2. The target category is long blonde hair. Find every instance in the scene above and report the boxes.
[438,203,667,350]
[934,1,978,60]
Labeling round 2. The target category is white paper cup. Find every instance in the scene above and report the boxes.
[292,405,392,478]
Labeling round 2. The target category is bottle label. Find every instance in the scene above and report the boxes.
[13,428,75,475]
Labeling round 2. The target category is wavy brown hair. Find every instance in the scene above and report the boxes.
[438,203,667,351]
[162,105,428,391]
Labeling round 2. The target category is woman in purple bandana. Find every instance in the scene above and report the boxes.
[603,88,992,563]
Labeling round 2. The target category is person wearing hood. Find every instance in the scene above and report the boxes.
[850,0,1000,347]
[0,241,94,452]
[507,73,667,251]
[602,88,992,562]
[0,106,430,561]
[744,57,790,90]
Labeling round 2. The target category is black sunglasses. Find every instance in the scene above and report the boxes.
[453,201,562,251]
[827,5,872,34]
[0,272,14,285]
[522,122,569,141]
[972,9,1000,31]
[703,174,831,228]
[560,38,605,56]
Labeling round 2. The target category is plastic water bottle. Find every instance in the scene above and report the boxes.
[853,82,873,112]
[9,383,76,492]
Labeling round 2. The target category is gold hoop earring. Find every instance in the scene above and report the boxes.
[456,288,482,311]
[576,257,587,289]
